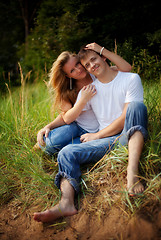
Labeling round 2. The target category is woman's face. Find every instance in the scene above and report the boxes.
[63,56,87,80]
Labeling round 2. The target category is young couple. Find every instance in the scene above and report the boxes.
[33,43,148,223]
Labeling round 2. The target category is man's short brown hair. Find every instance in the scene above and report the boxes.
[78,47,96,61]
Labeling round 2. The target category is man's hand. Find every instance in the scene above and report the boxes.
[80,132,100,142]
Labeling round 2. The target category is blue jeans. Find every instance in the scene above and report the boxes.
[55,102,148,193]
[40,122,88,155]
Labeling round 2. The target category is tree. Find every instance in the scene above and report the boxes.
[0,0,24,90]
[18,0,42,52]
[0,0,160,91]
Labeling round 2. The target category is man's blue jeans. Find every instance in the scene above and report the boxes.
[54,102,148,193]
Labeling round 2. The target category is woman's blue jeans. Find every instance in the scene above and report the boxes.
[54,101,148,193]
[40,122,88,155]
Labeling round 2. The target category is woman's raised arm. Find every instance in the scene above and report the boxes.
[85,42,132,72]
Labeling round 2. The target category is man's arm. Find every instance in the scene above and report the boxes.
[80,103,129,142]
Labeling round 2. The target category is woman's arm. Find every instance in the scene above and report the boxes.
[37,114,66,146]
[62,84,96,124]
[37,101,72,146]
[37,83,96,146]
[85,43,132,72]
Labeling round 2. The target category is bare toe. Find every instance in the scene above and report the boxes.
[33,202,78,223]
[127,169,144,196]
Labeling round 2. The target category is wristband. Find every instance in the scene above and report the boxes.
[100,47,104,56]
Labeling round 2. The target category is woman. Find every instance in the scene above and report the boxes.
[35,43,132,155]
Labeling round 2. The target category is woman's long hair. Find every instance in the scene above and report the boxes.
[48,51,78,112]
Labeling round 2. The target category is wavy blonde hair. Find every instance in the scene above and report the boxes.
[48,51,78,112]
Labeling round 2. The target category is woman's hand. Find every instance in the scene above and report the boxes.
[81,84,96,102]
[62,84,96,125]
[85,42,102,55]
[37,127,50,146]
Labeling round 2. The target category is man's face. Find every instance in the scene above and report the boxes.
[80,51,106,78]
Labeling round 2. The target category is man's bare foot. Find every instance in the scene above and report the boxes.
[33,200,78,223]
[127,167,144,196]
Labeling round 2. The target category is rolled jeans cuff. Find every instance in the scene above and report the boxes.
[55,171,80,193]
[127,125,148,141]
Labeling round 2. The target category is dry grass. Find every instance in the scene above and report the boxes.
[0,64,160,223]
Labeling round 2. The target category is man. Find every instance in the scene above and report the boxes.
[33,43,148,223]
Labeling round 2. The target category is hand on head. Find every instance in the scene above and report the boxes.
[85,42,103,55]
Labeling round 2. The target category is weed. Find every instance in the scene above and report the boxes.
[0,64,160,220]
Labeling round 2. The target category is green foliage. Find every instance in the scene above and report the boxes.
[1,0,161,89]
[17,0,63,78]
[0,1,24,69]
[0,78,57,205]
[133,49,161,82]
[147,29,161,54]
[116,40,161,84]
[16,0,161,82]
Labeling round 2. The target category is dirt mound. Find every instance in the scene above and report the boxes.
[1,193,161,240]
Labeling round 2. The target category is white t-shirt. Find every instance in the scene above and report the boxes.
[77,71,143,131]
[75,74,99,133]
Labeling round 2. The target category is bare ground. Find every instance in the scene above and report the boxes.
[1,190,161,240]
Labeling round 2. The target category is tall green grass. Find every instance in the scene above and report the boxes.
[0,76,59,206]
[0,68,160,217]
[80,77,161,216]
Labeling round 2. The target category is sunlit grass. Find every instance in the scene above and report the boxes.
[79,79,161,216]
[0,67,160,219]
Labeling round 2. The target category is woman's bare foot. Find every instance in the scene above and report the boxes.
[33,199,78,223]
[127,167,144,196]
[33,142,41,151]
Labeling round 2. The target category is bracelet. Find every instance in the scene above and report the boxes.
[100,47,104,56]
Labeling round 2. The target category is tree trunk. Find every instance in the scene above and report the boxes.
[18,0,29,53]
